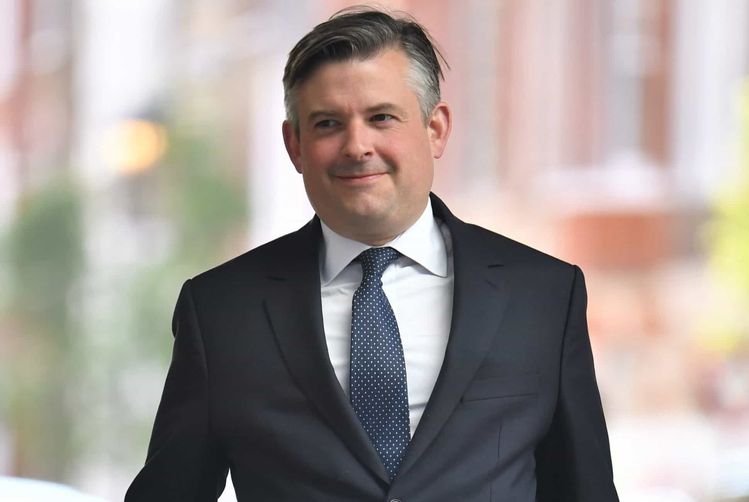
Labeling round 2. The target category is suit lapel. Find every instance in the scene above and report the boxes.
[261,196,509,484]
[263,219,390,484]
[398,194,510,477]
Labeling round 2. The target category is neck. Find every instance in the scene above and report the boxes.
[320,199,431,246]
[328,214,422,246]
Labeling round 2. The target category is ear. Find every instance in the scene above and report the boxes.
[427,102,452,159]
[282,120,303,173]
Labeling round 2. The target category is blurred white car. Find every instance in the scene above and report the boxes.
[0,477,107,502]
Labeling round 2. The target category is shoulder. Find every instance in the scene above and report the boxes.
[461,220,572,268]
[188,218,319,293]
[456,221,581,290]
[432,192,572,269]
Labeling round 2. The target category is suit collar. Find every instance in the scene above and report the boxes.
[262,194,510,484]
[319,198,448,284]
[263,218,391,484]
[398,193,510,477]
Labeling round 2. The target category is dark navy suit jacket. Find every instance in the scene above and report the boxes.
[126,194,619,501]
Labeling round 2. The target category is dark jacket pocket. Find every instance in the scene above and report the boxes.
[462,372,540,402]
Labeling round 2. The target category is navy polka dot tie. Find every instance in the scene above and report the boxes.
[349,247,410,481]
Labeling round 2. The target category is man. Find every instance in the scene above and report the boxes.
[127,7,618,501]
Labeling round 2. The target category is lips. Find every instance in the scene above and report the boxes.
[331,164,389,183]
[334,172,386,184]
[337,172,385,179]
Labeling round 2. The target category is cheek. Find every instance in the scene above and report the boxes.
[387,139,433,180]
[300,144,335,175]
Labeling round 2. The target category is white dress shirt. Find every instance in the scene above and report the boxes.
[319,199,454,436]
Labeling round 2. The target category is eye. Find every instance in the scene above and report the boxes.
[314,119,339,129]
[371,113,395,123]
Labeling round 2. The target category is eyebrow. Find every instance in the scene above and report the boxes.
[365,103,406,115]
[305,103,407,124]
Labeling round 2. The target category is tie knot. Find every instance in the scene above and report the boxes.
[358,246,400,281]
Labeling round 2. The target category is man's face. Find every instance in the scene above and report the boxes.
[282,48,451,245]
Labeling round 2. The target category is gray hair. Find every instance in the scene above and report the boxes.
[282,6,448,132]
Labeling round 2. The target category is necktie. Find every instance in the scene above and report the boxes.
[349,246,410,481]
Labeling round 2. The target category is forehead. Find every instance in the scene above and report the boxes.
[295,49,417,111]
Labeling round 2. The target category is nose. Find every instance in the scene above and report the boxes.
[341,120,373,161]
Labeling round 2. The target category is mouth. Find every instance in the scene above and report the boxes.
[334,172,387,185]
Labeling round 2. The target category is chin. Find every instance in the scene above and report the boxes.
[337,194,389,217]
[333,205,391,234]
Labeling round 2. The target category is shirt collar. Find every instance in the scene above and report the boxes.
[320,198,448,285]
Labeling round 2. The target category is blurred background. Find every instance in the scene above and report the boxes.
[1,0,748,500]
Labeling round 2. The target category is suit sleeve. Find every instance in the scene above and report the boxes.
[535,266,619,501]
[126,279,229,501]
